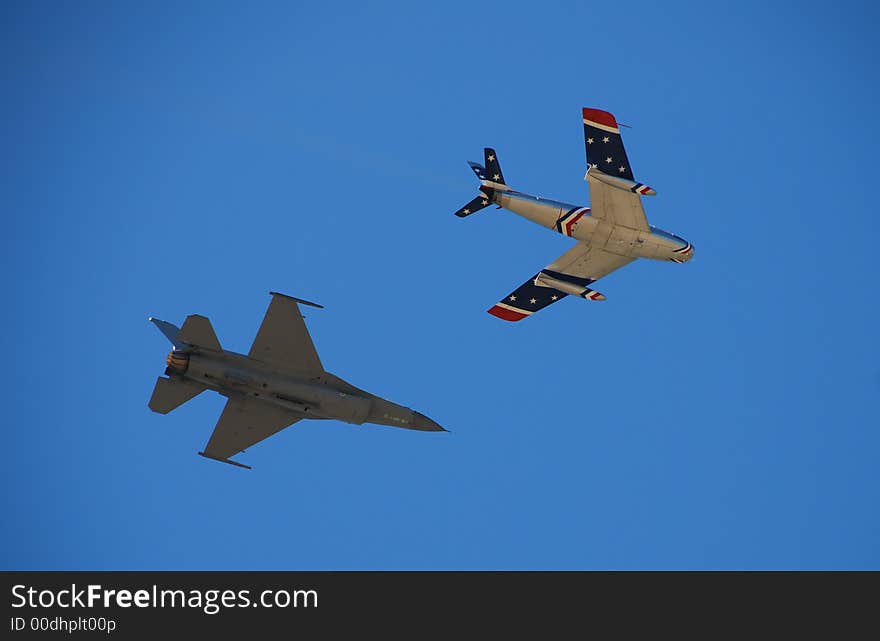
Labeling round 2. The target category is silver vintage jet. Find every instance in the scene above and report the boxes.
[455,107,694,321]
[148,292,444,469]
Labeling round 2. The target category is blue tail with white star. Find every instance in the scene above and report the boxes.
[482,147,506,187]
[453,148,507,218]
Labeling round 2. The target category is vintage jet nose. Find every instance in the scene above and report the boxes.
[672,241,695,262]
[411,411,446,432]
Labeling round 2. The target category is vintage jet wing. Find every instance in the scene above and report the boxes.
[200,395,303,467]
[582,107,650,232]
[247,292,324,377]
[488,242,634,321]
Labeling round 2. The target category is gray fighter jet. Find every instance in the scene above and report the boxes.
[148,292,444,469]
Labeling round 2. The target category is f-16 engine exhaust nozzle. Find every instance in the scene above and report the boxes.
[165,350,190,374]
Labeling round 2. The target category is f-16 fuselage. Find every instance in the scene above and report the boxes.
[164,348,438,430]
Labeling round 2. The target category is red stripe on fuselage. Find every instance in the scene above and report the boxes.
[488,305,528,321]
[564,211,584,236]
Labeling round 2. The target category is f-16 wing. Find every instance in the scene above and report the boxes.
[248,292,324,378]
[488,242,633,321]
[199,395,303,468]
[582,107,650,232]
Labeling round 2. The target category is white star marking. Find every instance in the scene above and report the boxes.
[551,295,558,301]
[603,136,610,143]
[605,157,612,163]
[481,200,488,206]
[618,166,626,173]
[509,295,516,301]
[463,208,470,214]
[587,138,594,144]
[493,174,500,180]
[488,154,495,161]
[529,298,537,304]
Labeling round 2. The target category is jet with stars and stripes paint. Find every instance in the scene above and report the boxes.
[454,107,694,322]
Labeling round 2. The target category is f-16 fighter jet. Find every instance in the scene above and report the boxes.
[455,107,694,321]
[148,292,444,469]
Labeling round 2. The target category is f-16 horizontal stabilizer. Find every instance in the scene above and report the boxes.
[177,315,222,351]
[148,376,208,414]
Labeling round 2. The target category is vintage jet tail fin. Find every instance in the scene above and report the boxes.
[466,148,507,188]
[148,376,207,414]
[454,148,508,217]
[482,147,506,186]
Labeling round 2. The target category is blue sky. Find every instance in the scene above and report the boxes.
[3,1,878,569]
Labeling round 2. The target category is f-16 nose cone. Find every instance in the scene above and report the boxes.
[411,411,446,432]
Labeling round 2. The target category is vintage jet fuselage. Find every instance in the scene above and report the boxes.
[493,188,695,264]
